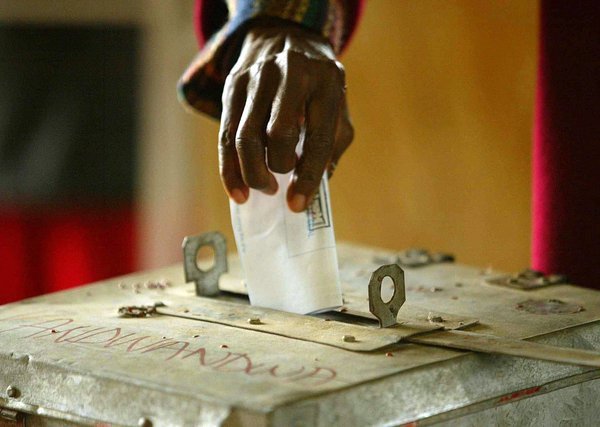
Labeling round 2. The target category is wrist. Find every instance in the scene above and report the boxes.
[245,19,332,47]
[231,21,337,76]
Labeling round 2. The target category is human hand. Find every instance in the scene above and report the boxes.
[218,24,353,212]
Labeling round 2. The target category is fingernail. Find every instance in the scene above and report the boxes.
[289,194,306,212]
[231,189,247,204]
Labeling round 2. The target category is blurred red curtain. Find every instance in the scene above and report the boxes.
[0,206,136,304]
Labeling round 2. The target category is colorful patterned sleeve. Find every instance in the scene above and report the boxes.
[178,0,364,118]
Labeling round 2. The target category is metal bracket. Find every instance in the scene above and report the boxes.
[486,268,568,290]
[182,232,228,297]
[396,248,455,268]
[0,407,24,425]
[375,249,455,268]
[368,264,406,328]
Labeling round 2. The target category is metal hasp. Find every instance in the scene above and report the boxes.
[396,248,454,268]
[182,231,228,297]
[0,408,22,423]
[368,264,406,327]
[487,268,568,290]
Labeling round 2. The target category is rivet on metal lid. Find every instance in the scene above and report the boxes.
[6,385,20,398]
[342,335,356,343]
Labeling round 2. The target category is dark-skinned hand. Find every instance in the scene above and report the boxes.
[219,24,354,212]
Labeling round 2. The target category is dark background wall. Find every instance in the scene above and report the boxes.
[0,25,139,303]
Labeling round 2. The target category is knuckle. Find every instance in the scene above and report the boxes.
[219,128,234,148]
[266,124,299,147]
[307,132,334,155]
[222,72,247,104]
[234,134,261,155]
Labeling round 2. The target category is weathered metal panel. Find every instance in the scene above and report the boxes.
[157,299,442,352]
[434,374,600,426]
[0,242,599,426]
[410,329,600,367]
[270,325,600,426]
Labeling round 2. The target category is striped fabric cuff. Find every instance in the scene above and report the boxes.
[178,0,353,118]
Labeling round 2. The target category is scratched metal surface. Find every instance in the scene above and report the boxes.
[437,376,600,427]
[157,299,442,352]
[276,324,600,426]
[1,242,599,426]
[431,375,600,426]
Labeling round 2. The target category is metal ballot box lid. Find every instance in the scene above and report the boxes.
[1,242,600,426]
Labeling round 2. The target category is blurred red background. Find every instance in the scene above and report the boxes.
[0,207,136,304]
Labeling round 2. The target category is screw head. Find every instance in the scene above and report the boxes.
[342,335,356,343]
[138,417,152,427]
[6,385,20,398]
[248,317,262,325]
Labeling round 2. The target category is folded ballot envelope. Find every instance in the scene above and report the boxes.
[230,172,343,314]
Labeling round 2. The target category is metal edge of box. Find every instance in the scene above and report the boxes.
[268,321,600,427]
[0,354,267,426]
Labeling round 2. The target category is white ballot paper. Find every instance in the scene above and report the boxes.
[230,172,342,314]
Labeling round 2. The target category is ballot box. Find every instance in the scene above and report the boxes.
[1,241,600,426]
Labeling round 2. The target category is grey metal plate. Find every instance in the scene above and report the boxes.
[158,300,439,352]
[410,329,600,367]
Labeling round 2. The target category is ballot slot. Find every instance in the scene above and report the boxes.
[205,290,378,327]
[147,297,441,352]
[182,232,422,331]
